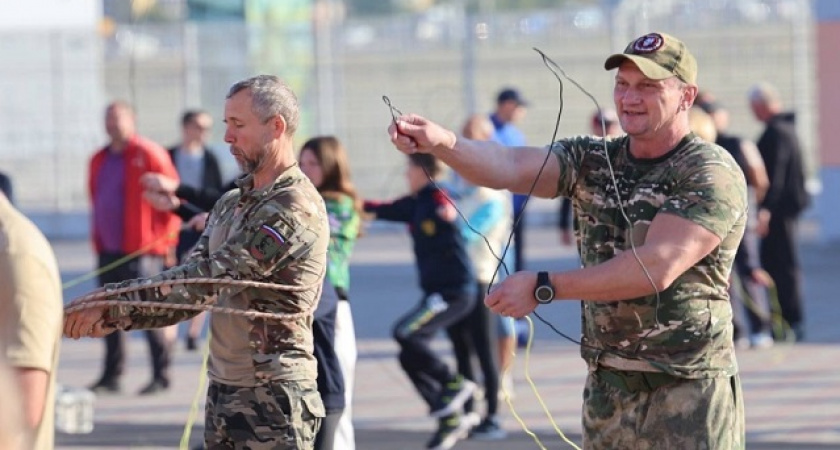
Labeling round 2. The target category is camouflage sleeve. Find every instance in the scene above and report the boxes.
[549,135,590,199]
[660,155,748,238]
[105,190,324,330]
[182,217,211,264]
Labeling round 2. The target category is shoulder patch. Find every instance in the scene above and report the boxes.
[249,224,287,261]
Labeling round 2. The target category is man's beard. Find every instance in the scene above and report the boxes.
[236,146,269,174]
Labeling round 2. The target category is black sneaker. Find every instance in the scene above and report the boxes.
[138,378,169,396]
[88,379,120,394]
[430,375,476,418]
[470,416,507,440]
[426,414,471,450]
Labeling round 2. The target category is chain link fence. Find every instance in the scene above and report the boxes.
[0,0,816,236]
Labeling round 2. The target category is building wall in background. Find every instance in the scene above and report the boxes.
[0,0,103,238]
[0,0,829,241]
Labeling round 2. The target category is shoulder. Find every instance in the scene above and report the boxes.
[89,147,108,164]
[678,136,742,170]
[132,135,167,154]
[552,134,623,164]
[671,138,747,200]
[218,187,241,204]
[264,174,327,223]
[0,212,60,282]
[203,147,220,162]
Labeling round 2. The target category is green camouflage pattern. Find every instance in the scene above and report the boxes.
[205,379,324,449]
[105,164,329,384]
[582,372,745,449]
[551,134,747,378]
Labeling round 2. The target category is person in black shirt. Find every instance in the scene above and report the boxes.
[364,153,477,450]
[748,82,811,341]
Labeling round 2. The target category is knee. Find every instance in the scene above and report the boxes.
[392,322,411,344]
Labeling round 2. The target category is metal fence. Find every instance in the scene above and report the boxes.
[0,0,816,227]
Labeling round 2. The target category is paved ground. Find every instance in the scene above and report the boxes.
[53,225,840,449]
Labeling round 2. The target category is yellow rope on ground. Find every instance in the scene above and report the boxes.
[180,332,212,450]
[521,316,582,450]
[61,232,178,291]
[502,316,583,450]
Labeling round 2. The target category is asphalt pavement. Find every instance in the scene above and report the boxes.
[53,224,840,449]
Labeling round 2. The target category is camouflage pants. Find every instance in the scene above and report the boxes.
[205,379,324,450]
[583,372,745,450]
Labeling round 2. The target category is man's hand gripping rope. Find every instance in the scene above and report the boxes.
[63,277,324,339]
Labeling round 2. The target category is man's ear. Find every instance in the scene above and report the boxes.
[270,115,287,138]
[683,85,699,109]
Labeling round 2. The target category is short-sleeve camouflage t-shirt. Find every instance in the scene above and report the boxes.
[552,134,747,379]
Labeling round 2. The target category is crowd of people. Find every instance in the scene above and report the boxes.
[0,29,813,450]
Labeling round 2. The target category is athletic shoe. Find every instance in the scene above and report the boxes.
[430,376,477,418]
[88,378,120,395]
[426,414,471,450]
[750,332,774,349]
[470,416,507,440]
[463,411,482,428]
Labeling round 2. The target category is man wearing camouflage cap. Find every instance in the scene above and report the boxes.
[65,75,329,449]
[387,32,746,448]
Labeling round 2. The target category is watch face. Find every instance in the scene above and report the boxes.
[535,286,553,303]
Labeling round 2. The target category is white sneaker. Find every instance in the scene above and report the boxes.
[463,411,482,428]
[750,333,774,349]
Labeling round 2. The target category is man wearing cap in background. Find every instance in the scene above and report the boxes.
[489,88,528,273]
[387,32,746,448]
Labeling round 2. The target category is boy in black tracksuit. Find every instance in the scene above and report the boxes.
[364,153,477,450]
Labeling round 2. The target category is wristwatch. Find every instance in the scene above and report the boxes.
[534,271,555,305]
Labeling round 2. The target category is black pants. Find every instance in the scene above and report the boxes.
[97,253,171,384]
[760,215,804,332]
[314,409,343,450]
[730,229,772,338]
[447,282,500,416]
[392,290,475,408]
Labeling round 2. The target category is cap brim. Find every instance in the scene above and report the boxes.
[604,54,674,81]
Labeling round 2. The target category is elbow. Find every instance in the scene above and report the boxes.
[24,408,43,430]
[640,254,681,293]
[650,271,678,292]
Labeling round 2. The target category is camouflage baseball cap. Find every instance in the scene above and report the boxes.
[604,32,697,85]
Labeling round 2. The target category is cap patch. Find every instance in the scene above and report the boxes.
[249,224,287,261]
[632,33,664,54]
